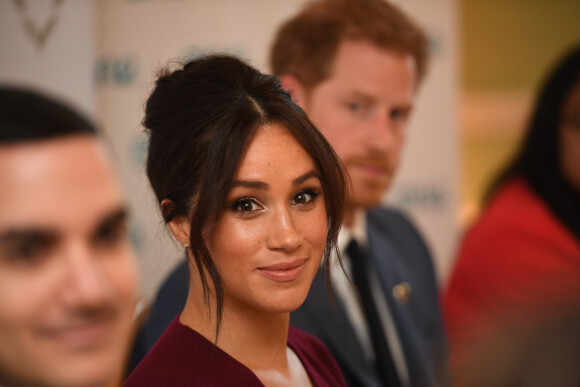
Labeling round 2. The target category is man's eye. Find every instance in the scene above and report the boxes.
[347,102,362,112]
[390,108,409,121]
[95,222,126,246]
[3,241,50,263]
[16,243,43,259]
[231,199,261,213]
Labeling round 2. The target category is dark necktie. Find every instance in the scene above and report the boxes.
[347,239,401,387]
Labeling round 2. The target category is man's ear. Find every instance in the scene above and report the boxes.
[279,74,308,109]
[162,199,190,246]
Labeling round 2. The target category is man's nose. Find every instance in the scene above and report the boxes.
[60,243,113,308]
[365,113,398,154]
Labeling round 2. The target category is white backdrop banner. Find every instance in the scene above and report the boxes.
[0,0,95,118]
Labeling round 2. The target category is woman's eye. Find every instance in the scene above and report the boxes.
[292,189,320,205]
[231,199,261,213]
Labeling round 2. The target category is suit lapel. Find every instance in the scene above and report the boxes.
[367,213,438,387]
[298,270,382,385]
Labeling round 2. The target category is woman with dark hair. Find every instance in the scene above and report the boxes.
[125,54,348,386]
[444,45,580,382]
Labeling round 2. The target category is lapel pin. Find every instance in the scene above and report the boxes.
[393,281,412,304]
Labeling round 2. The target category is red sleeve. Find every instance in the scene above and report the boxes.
[443,180,580,378]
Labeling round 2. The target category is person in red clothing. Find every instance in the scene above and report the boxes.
[444,45,580,385]
[125,54,348,386]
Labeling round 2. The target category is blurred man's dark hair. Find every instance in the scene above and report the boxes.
[0,87,96,143]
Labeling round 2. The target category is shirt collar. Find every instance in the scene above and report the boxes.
[338,209,368,254]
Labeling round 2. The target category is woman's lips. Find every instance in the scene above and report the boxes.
[258,259,308,282]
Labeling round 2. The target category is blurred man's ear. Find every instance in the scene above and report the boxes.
[279,75,308,109]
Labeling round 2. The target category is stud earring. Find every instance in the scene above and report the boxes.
[183,242,189,250]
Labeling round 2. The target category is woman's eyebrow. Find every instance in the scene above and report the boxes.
[231,180,269,190]
[293,170,320,186]
[230,170,320,190]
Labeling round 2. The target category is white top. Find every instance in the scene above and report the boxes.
[330,210,410,386]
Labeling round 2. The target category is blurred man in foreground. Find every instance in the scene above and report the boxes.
[0,88,138,387]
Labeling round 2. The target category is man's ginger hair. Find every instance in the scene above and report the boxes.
[269,0,429,91]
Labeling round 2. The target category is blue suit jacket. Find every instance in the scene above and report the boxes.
[128,207,449,386]
[291,208,449,387]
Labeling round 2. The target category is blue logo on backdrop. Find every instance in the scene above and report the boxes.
[131,134,149,168]
[129,223,145,252]
[95,55,139,86]
[390,182,448,211]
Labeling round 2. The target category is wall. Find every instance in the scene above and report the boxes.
[460,0,580,226]
[0,0,95,117]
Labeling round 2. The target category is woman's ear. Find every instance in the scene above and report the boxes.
[162,198,190,246]
[168,215,191,248]
[279,74,308,108]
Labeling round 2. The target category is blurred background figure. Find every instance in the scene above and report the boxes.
[444,45,580,384]
[0,87,138,387]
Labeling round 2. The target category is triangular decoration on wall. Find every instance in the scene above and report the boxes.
[12,0,66,50]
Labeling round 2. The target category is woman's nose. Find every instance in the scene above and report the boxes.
[266,208,302,252]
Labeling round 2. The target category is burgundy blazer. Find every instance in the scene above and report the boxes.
[125,315,347,387]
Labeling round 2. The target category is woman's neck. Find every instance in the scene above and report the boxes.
[179,285,292,376]
[179,266,313,386]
